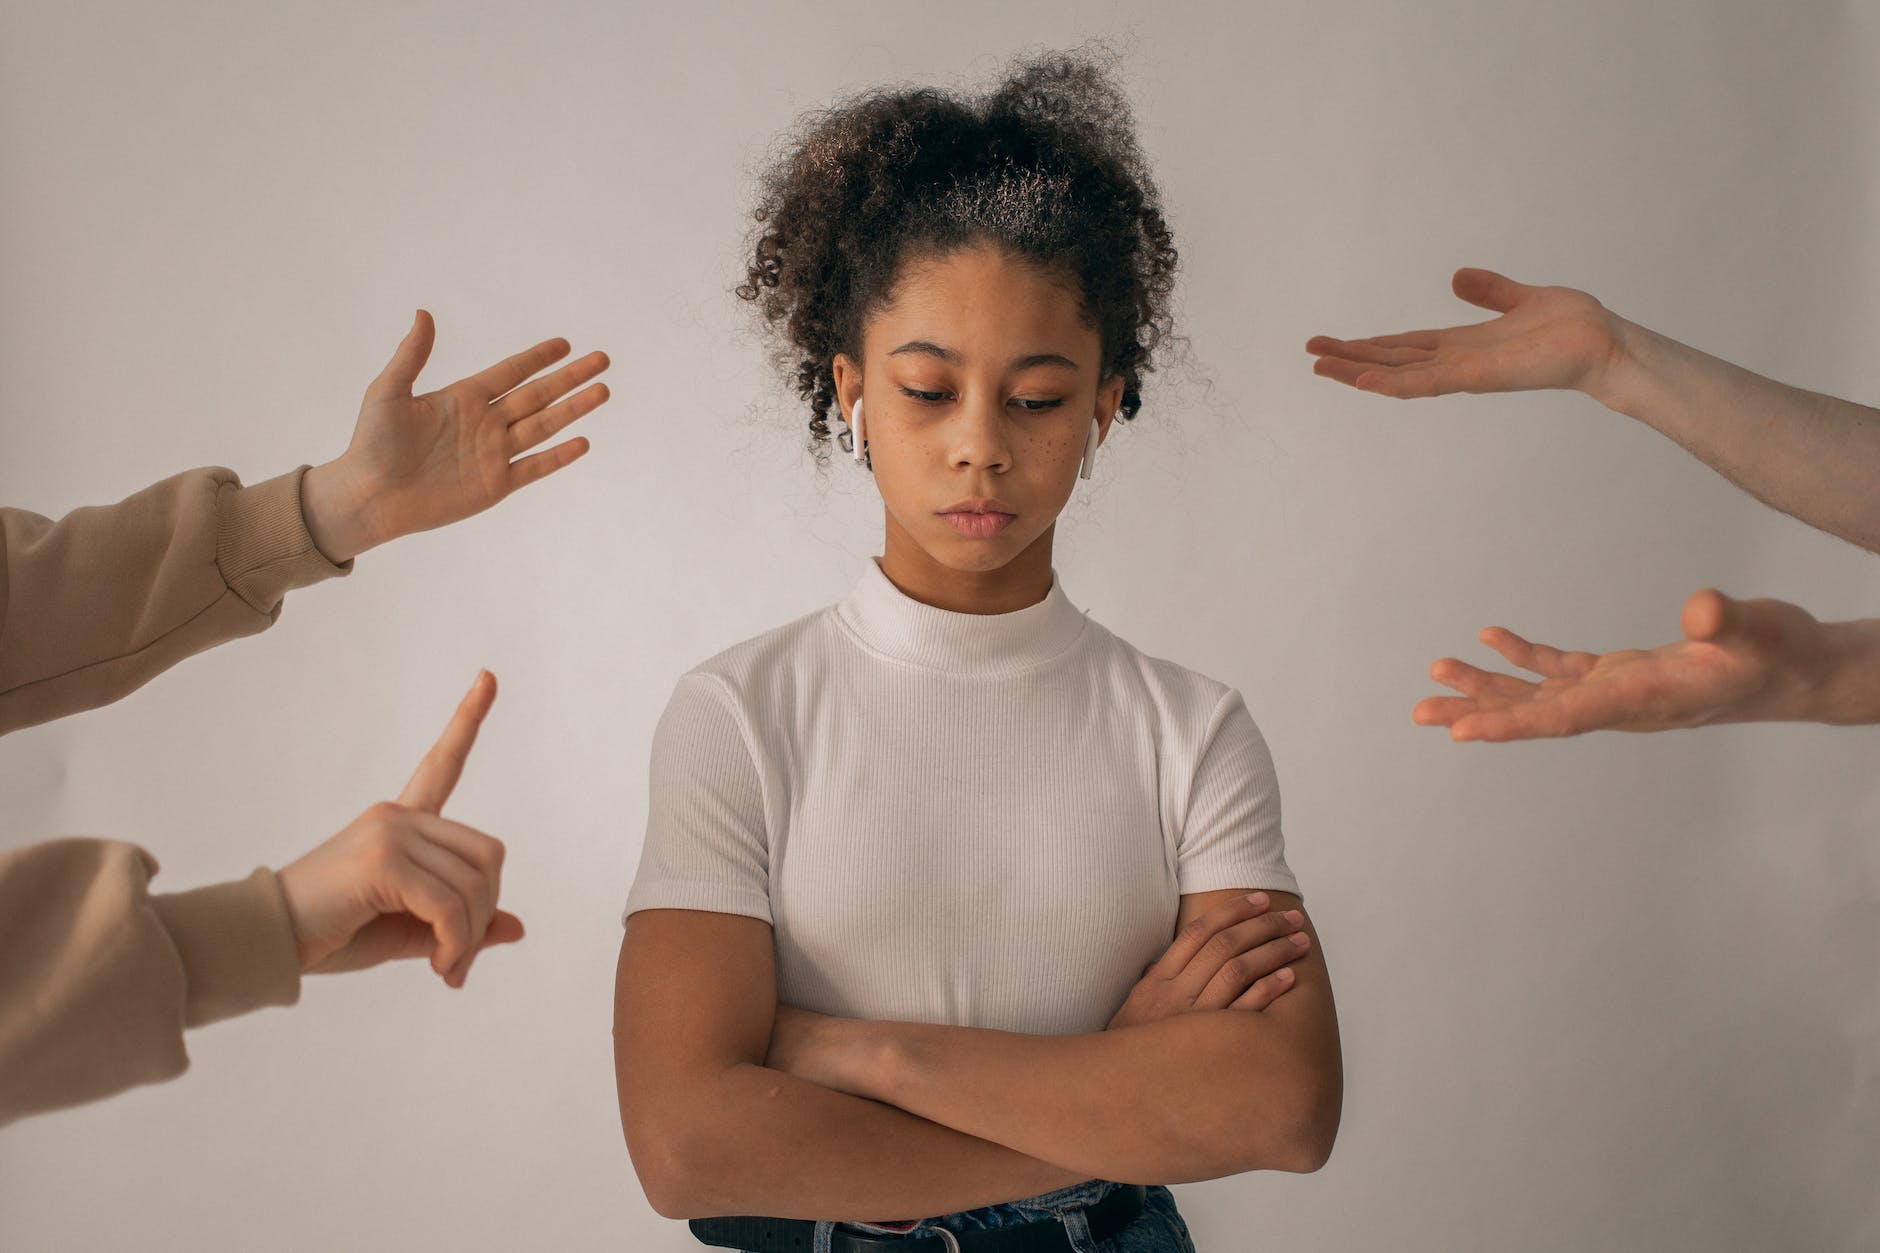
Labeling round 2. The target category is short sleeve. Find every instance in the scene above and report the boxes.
[1175,689,1301,900]
[623,673,773,925]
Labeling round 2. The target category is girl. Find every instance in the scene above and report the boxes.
[615,52,1341,1253]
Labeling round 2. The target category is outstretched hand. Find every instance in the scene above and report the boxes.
[277,671,523,985]
[1305,268,1621,400]
[302,311,611,562]
[1415,590,1827,742]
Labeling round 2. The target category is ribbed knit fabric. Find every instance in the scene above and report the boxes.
[625,560,1299,1036]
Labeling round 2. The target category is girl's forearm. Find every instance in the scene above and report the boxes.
[838,1009,1340,1183]
[1594,318,1880,554]
[645,1060,1087,1221]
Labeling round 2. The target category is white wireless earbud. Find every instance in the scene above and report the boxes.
[849,398,867,464]
[1078,416,1102,480]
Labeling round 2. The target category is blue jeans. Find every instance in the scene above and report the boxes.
[753,1179,1195,1253]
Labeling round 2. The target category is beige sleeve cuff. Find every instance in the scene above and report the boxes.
[215,466,352,614]
[150,868,303,1028]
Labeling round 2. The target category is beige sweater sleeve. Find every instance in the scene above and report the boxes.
[0,464,349,1123]
[0,839,302,1127]
[0,464,350,735]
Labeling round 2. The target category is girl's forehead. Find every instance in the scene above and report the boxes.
[865,245,1096,359]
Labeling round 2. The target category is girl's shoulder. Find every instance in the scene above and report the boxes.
[1080,615,1243,722]
[666,601,846,710]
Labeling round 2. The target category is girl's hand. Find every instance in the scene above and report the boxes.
[277,671,522,986]
[1106,892,1309,1030]
[1305,268,1622,401]
[1415,589,1826,741]
[301,311,611,563]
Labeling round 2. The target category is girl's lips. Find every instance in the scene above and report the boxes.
[942,510,1016,538]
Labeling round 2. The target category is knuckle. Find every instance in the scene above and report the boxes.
[1201,931,1241,964]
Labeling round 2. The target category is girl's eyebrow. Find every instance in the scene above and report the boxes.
[889,340,1082,372]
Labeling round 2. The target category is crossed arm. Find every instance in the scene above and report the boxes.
[613,888,1339,1221]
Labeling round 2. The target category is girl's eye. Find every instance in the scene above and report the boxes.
[900,386,948,404]
[1012,398,1064,413]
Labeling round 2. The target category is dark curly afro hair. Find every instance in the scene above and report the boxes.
[737,49,1179,459]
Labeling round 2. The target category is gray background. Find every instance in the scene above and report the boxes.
[2,1,1877,1249]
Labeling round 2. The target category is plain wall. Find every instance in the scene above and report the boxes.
[2,1,1876,1249]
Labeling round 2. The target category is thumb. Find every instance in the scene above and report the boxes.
[476,910,526,950]
[1451,267,1528,314]
[1680,587,1739,642]
[369,309,436,399]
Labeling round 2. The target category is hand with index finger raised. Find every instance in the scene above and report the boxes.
[276,671,522,985]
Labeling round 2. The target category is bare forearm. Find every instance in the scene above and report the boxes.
[634,1061,1087,1221]
[847,1010,1339,1182]
[1596,318,1880,553]
[1808,618,1880,724]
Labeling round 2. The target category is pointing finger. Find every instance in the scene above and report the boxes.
[399,671,498,813]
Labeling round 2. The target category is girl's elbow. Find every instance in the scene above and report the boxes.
[1216,1067,1341,1176]
[1272,1075,1342,1174]
[627,1128,701,1218]
[624,1110,728,1219]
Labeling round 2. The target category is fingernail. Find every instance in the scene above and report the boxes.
[1244,892,1267,906]
[1276,968,1294,982]
[1284,910,1304,926]
[1290,933,1310,948]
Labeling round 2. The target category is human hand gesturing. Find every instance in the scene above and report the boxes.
[1306,268,1622,400]
[301,312,611,562]
[277,671,522,986]
[1415,589,1829,741]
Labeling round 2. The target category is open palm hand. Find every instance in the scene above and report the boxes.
[1414,590,1823,741]
[303,311,610,561]
[1306,268,1621,400]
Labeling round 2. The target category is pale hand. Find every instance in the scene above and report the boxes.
[301,311,611,563]
[276,671,522,985]
[1305,268,1622,400]
[1106,891,1308,1029]
[1415,589,1826,742]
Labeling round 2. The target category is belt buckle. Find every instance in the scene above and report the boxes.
[926,1228,962,1253]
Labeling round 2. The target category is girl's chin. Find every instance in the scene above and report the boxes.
[919,531,1037,574]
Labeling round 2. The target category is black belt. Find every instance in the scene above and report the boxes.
[689,1183,1147,1253]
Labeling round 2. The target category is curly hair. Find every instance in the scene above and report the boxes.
[737,49,1179,459]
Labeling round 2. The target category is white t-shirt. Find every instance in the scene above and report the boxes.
[624,560,1299,1036]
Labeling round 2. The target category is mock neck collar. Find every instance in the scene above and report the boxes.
[834,559,1089,675]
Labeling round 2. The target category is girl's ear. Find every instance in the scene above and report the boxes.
[1095,374,1126,444]
[832,353,863,418]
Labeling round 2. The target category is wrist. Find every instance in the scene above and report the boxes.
[1581,310,1647,412]
[300,457,380,564]
[836,1018,908,1105]
[1798,618,1880,725]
